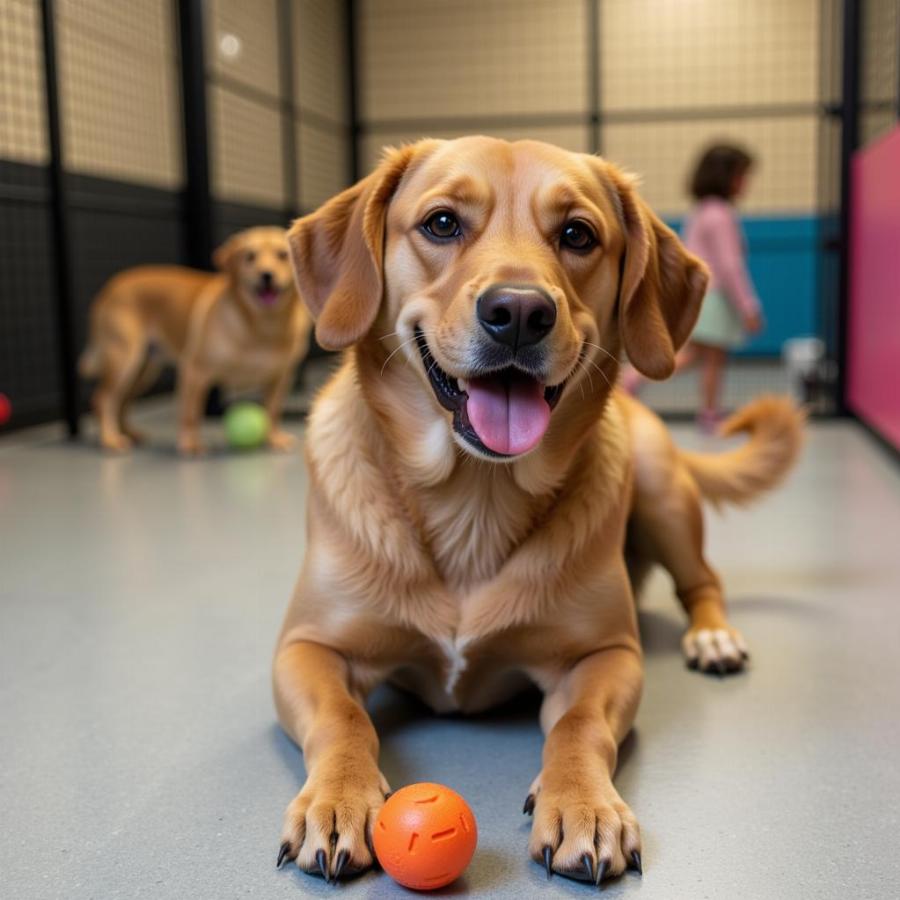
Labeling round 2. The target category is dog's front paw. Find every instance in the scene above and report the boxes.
[526,770,641,885]
[682,626,749,675]
[277,755,390,882]
[177,433,207,456]
[100,432,134,453]
[267,429,297,452]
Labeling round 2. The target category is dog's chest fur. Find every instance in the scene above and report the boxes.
[417,464,544,590]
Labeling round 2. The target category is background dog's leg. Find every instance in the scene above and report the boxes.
[528,645,643,884]
[273,640,389,881]
[175,363,211,455]
[94,334,144,452]
[263,365,298,451]
[118,357,162,445]
[632,467,748,674]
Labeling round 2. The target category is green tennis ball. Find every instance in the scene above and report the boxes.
[224,402,270,449]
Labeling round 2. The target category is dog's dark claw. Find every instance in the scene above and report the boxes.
[276,842,291,869]
[316,848,330,883]
[542,845,553,879]
[333,849,350,881]
[582,853,595,882]
[595,858,609,887]
[523,793,535,815]
[629,850,642,875]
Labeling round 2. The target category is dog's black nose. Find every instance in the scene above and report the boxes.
[260,270,274,286]
[476,285,557,350]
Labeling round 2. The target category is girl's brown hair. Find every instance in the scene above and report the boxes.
[689,143,754,201]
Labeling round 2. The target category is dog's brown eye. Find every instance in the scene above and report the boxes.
[277,249,288,261]
[560,220,598,252]
[245,250,257,263]
[422,210,462,241]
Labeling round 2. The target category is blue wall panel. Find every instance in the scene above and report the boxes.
[668,215,821,357]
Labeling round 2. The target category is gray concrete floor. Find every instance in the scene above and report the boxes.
[2,398,899,899]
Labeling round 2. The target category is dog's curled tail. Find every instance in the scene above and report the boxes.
[680,395,805,508]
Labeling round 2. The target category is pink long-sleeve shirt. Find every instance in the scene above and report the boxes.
[682,197,761,318]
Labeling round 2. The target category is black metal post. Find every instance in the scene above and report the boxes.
[278,0,299,219]
[39,0,79,438]
[345,0,360,182]
[836,0,860,416]
[587,0,601,155]
[177,0,214,269]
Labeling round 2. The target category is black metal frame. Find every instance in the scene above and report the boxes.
[278,0,300,218]
[836,0,860,416]
[39,0,79,438]
[177,0,214,271]
[587,0,601,154]
[345,0,361,183]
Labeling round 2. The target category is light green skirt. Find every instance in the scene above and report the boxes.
[691,290,745,349]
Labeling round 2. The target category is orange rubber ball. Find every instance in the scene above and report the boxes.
[373,782,478,890]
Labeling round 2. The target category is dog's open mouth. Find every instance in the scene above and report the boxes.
[415,328,564,457]
[256,285,280,305]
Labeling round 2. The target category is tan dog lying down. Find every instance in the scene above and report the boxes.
[272,138,803,884]
[79,226,312,453]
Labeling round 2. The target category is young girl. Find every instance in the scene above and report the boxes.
[623,144,763,430]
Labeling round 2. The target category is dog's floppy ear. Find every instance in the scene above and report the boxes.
[212,232,244,274]
[287,144,422,350]
[608,167,708,379]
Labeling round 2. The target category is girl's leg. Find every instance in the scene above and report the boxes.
[695,342,727,431]
[674,342,698,374]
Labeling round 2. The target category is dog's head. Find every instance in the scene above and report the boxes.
[289,137,706,461]
[214,226,295,313]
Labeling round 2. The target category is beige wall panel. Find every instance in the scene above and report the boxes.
[603,116,819,216]
[860,109,897,148]
[359,0,588,120]
[360,124,591,174]
[298,122,349,210]
[57,0,171,56]
[208,0,280,97]
[295,0,348,124]
[57,5,182,187]
[860,0,899,104]
[211,85,286,207]
[0,0,48,164]
[601,0,819,111]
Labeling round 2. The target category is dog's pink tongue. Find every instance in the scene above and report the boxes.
[466,374,550,455]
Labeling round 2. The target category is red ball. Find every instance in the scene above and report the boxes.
[0,393,10,426]
[373,782,477,890]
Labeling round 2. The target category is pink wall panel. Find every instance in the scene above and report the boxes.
[848,126,900,451]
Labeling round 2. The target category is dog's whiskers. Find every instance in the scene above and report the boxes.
[380,334,420,376]
[582,341,619,364]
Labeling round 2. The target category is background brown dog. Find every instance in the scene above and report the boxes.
[273,138,803,884]
[79,226,311,453]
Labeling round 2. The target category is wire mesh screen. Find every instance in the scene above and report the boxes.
[859,0,900,147]
[206,0,352,237]
[207,0,288,215]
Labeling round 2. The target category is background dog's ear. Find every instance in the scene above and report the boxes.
[608,167,708,379]
[287,144,423,350]
[212,233,243,273]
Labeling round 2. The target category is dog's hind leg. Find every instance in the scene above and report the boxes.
[93,324,146,452]
[118,356,163,445]
[631,453,748,675]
